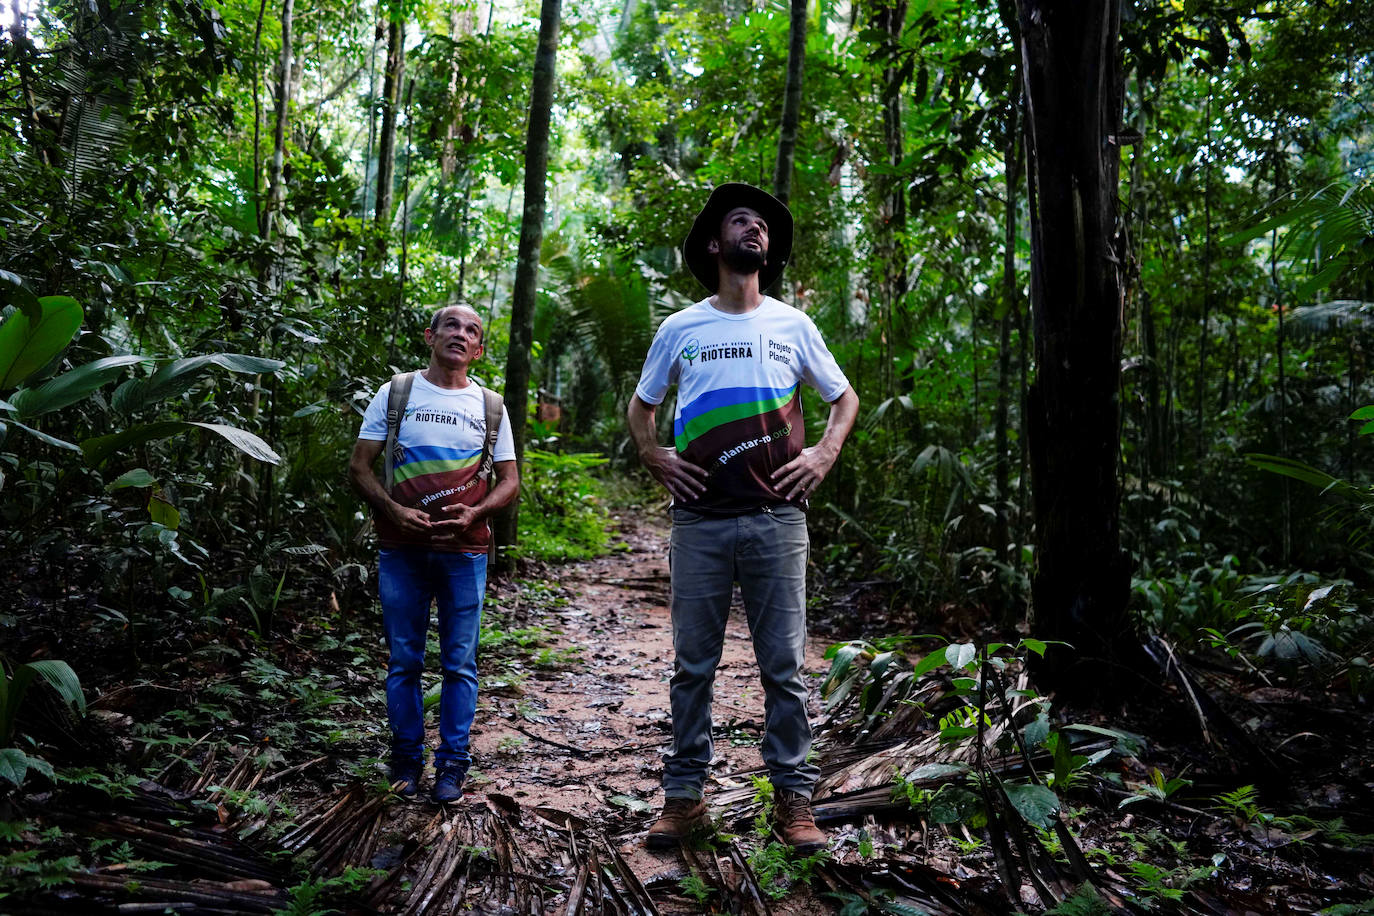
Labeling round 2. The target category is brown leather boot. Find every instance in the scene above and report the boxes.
[773,790,826,853]
[646,796,709,849]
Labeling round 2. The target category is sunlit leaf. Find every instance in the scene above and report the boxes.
[0,296,83,389]
[147,492,181,529]
[107,468,157,490]
[945,642,976,670]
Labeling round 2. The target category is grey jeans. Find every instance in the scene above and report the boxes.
[663,505,819,800]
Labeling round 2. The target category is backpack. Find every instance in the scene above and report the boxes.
[382,371,505,560]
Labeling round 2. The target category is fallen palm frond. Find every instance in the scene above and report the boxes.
[1143,634,1285,789]
[67,872,286,912]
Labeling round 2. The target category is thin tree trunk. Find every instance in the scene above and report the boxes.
[1017,0,1133,696]
[495,0,562,562]
[362,13,380,219]
[765,0,807,297]
[1273,224,1290,563]
[874,0,908,399]
[263,0,294,242]
[1195,89,1213,470]
[374,15,405,233]
[395,79,414,341]
[250,0,268,235]
[994,91,1021,571]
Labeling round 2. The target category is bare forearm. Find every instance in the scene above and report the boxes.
[627,395,707,499]
[626,396,661,459]
[816,386,859,458]
[349,442,397,515]
[474,464,520,519]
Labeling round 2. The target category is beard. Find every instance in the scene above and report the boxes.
[720,238,767,275]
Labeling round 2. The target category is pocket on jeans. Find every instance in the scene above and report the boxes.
[461,552,485,559]
[769,505,807,525]
[671,508,708,526]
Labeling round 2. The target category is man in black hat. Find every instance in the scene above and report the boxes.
[627,183,859,852]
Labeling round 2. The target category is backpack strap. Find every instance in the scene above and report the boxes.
[383,371,417,494]
[477,386,503,483]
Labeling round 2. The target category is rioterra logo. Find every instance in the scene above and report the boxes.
[681,338,700,366]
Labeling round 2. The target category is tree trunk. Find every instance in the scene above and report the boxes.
[765,0,807,296]
[250,0,268,236]
[874,0,908,399]
[1195,91,1213,469]
[1016,0,1133,696]
[374,15,405,233]
[262,0,294,241]
[494,0,562,564]
[994,95,1021,573]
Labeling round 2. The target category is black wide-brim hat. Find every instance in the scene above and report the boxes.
[682,183,794,294]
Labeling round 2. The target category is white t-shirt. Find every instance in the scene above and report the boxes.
[634,297,850,513]
[359,373,516,551]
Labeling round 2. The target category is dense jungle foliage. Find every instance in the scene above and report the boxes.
[2,0,1374,909]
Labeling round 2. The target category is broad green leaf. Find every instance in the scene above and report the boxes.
[83,420,281,466]
[24,660,86,717]
[0,296,82,389]
[0,747,33,787]
[1245,453,1346,492]
[1023,710,1051,748]
[820,641,870,699]
[7,418,80,451]
[1004,783,1060,829]
[112,353,285,414]
[1349,405,1374,421]
[1051,732,1073,788]
[107,468,157,490]
[190,422,281,465]
[929,786,983,825]
[906,762,968,782]
[945,642,976,671]
[1063,723,1146,757]
[8,355,147,417]
[911,648,949,679]
[147,493,181,529]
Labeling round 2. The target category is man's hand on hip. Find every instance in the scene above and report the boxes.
[771,442,840,501]
[643,446,708,501]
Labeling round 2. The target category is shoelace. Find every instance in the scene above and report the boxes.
[780,797,815,827]
[664,797,698,815]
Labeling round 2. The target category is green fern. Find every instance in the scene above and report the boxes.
[1046,883,1112,916]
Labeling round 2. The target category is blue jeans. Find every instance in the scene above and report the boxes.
[664,505,818,800]
[378,548,486,770]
